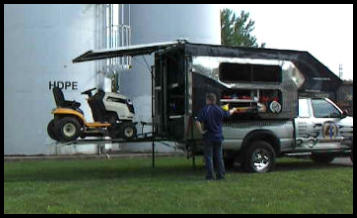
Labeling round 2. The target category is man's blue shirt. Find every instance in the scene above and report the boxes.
[196,104,230,142]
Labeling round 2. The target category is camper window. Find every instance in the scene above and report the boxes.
[219,63,282,83]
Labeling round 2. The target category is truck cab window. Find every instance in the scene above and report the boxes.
[311,99,341,118]
[298,98,310,118]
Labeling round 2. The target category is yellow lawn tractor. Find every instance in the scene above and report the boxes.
[47,87,137,142]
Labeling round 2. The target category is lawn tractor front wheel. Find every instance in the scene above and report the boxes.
[55,117,82,142]
[120,122,137,140]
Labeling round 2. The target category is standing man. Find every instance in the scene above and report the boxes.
[195,93,237,180]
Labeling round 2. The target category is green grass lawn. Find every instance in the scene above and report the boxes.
[4,156,353,214]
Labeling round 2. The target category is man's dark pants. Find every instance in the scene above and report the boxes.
[204,140,225,180]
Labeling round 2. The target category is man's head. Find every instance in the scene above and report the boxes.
[206,93,217,105]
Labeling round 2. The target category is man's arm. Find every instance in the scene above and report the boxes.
[195,107,207,135]
[228,107,238,115]
[195,121,206,135]
[222,104,241,117]
[223,107,239,117]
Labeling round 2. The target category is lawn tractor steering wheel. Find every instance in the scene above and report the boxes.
[81,87,96,97]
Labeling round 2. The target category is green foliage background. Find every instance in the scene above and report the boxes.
[221,9,265,48]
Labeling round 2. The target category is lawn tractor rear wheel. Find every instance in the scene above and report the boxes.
[47,119,59,141]
[55,117,81,142]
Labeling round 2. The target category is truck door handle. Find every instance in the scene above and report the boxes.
[313,123,322,128]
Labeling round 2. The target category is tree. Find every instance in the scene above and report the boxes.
[221,9,265,48]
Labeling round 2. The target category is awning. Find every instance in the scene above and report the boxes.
[72,40,342,93]
[72,40,184,63]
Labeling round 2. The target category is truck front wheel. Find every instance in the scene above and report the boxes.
[242,140,276,173]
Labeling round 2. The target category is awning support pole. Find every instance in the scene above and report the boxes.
[151,65,156,169]
[192,141,196,170]
[152,140,155,168]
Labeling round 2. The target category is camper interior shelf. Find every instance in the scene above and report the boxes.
[220,89,282,114]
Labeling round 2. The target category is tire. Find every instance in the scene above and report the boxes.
[242,140,276,173]
[55,117,82,142]
[310,154,335,164]
[47,119,59,141]
[120,122,137,140]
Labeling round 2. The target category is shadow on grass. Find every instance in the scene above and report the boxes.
[275,161,351,173]
[5,157,352,183]
[4,161,206,183]
[228,157,352,173]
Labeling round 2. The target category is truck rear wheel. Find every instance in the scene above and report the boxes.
[310,154,335,164]
[242,140,276,173]
[55,117,81,142]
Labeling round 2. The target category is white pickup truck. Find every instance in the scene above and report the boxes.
[222,97,353,173]
[71,40,352,173]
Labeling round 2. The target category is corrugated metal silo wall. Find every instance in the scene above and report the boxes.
[4,4,98,155]
[118,4,221,151]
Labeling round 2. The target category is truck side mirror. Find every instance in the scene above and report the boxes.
[342,109,349,118]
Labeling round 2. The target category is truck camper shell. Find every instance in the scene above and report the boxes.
[73,40,342,142]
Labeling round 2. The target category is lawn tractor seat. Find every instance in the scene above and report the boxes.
[87,89,106,122]
[52,87,81,110]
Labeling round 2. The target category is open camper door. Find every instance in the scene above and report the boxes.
[153,48,189,141]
